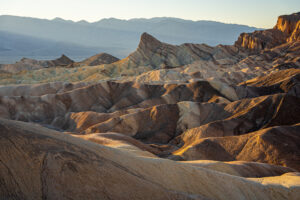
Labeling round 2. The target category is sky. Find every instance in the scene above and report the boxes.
[0,0,299,28]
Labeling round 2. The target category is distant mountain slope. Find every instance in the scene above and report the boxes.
[0,15,258,63]
[0,53,120,73]
[93,17,259,45]
[0,31,118,64]
[0,54,74,73]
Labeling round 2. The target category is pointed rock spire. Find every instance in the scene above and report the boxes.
[137,32,162,52]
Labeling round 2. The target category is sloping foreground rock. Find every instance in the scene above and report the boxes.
[0,118,300,200]
[173,124,300,171]
[237,68,300,98]
[172,94,300,142]
[183,160,296,178]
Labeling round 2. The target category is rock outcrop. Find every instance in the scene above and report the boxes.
[173,124,300,171]
[126,32,244,69]
[274,12,300,35]
[235,12,300,51]
[235,29,287,51]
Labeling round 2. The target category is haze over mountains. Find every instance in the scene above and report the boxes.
[0,15,258,63]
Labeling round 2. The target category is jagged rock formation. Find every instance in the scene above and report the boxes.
[1,12,300,200]
[274,12,300,36]
[126,32,242,69]
[235,12,300,51]
[235,29,287,51]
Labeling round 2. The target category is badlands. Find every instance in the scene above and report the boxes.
[0,13,300,200]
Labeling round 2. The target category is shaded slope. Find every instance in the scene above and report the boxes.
[0,118,299,200]
[173,124,300,171]
[237,68,300,98]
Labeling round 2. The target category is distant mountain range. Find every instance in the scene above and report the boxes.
[0,15,259,63]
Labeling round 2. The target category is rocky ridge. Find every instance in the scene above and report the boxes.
[235,12,300,51]
[0,54,74,73]
[72,53,120,67]
[0,53,120,74]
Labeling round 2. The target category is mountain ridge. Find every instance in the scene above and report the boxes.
[0,15,259,63]
[0,14,260,28]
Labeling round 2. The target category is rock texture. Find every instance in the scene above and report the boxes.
[126,32,241,69]
[173,124,300,171]
[274,12,300,36]
[0,118,299,200]
[184,160,297,178]
[235,12,300,51]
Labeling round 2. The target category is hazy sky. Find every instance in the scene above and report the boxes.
[1,0,299,28]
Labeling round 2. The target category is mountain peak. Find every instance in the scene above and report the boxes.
[138,32,162,52]
[79,53,120,66]
[53,54,74,66]
[52,17,65,22]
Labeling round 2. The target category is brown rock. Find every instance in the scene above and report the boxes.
[235,12,300,51]
[1,118,299,200]
[75,53,120,67]
[173,124,300,171]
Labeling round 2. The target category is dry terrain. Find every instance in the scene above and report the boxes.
[0,12,300,200]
